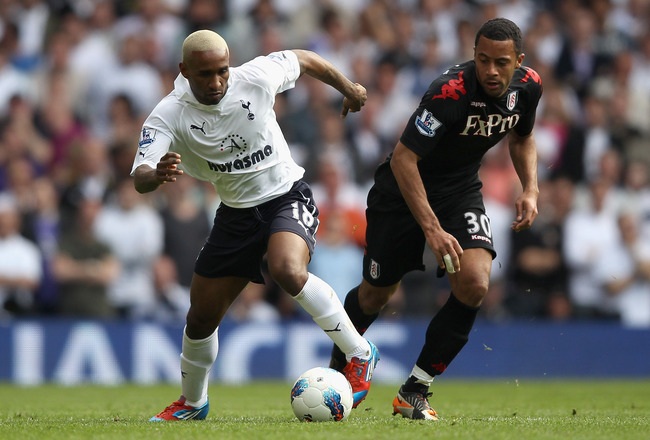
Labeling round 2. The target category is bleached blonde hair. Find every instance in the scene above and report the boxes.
[182,30,229,63]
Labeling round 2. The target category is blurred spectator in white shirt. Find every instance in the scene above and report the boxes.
[597,211,650,328]
[0,193,42,317]
[563,177,620,319]
[93,179,163,319]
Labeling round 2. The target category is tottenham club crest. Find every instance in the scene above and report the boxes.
[240,100,255,120]
[506,91,518,111]
[415,109,442,137]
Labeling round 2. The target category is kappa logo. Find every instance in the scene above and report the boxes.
[430,362,447,374]
[432,71,466,101]
[520,66,542,85]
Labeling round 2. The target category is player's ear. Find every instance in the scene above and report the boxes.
[515,53,525,69]
[179,62,189,78]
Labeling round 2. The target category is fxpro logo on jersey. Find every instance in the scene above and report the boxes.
[415,109,442,137]
[460,113,520,138]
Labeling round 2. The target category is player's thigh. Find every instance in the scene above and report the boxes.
[196,203,267,283]
[266,180,319,256]
[266,231,311,294]
[363,207,426,287]
[188,273,249,321]
[266,181,319,292]
[437,192,497,258]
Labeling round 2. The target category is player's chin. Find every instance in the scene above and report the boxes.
[487,88,506,99]
[202,94,223,105]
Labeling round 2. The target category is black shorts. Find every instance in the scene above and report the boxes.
[363,188,496,287]
[194,180,319,283]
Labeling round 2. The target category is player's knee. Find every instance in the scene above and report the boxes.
[185,310,219,339]
[455,276,489,307]
[267,259,308,295]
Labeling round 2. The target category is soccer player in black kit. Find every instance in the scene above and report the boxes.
[329,18,542,420]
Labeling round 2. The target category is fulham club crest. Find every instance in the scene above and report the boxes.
[506,91,518,111]
[369,259,380,280]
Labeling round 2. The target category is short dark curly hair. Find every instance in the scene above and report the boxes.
[475,18,523,55]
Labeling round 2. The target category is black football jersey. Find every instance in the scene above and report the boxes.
[373,60,543,205]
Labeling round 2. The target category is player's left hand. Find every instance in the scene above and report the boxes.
[341,83,367,117]
[156,152,183,185]
[511,191,538,231]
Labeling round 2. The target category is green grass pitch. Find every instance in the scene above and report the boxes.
[2,380,649,440]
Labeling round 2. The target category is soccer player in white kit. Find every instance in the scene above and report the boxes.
[132,30,379,421]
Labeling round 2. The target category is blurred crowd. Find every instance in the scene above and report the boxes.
[1,0,649,327]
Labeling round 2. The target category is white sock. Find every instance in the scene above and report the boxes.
[180,326,219,407]
[293,273,370,361]
[411,365,434,387]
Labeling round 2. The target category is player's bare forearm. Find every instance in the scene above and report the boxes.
[509,131,539,231]
[391,143,439,234]
[509,131,539,195]
[292,49,366,117]
[133,165,161,193]
[391,142,462,272]
[0,275,38,291]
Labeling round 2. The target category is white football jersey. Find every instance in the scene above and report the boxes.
[131,50,305,208]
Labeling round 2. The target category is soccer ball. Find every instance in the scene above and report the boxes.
[290,367,353,422]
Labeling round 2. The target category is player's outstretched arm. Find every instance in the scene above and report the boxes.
[291,49,366,118]
[133,152,183,193]
[508,130,539,231]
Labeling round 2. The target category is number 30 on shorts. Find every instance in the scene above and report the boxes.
[464,211,492,238]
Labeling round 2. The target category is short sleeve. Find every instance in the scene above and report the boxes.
[130,125,173,175]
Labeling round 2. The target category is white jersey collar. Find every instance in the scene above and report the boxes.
[173,73,230,112]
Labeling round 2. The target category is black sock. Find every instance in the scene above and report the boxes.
[415,292,479,377]
[343,286,379,334]
[402,375,429,395]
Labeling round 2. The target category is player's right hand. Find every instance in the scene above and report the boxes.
[341,83,367,117]
[427,230,463,274]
